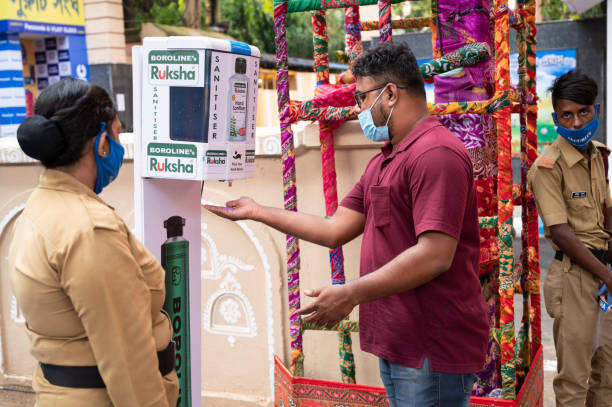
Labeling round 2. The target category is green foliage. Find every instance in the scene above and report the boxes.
[150,0,184,25]
[397,0,432,18]
[220,0,346,61]
[221,0,275,54]
[391,0,432,34]
[538,0,602,21]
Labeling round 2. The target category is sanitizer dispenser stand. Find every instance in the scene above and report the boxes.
[132,37,261,407]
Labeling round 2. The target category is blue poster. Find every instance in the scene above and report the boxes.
[510,49,577,154]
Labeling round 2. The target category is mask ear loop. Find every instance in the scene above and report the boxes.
[93,122,107,159]
[368,85,388,110]
[385,106,395,126]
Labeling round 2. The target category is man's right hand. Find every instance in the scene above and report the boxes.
[206,198,365,249]
[550,224,612,290]
[204,197,261,221]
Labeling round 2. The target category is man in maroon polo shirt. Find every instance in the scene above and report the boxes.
[206,41,488,406]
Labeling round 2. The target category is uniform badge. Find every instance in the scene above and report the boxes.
[571,191,587,198]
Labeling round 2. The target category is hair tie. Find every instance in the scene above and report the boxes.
[17,115,66,163]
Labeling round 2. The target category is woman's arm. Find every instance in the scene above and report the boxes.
[61,225,170,407]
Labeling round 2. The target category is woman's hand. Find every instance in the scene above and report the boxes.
[204,197,261,221]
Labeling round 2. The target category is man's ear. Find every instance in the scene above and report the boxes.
[96,131,109,157]
[597,103,601,119]
[387,83,399,106]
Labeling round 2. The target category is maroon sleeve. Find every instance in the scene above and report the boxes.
[409,146,472,239]
[340,176,365,214]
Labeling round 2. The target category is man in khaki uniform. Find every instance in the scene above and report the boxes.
[528,71,612,406]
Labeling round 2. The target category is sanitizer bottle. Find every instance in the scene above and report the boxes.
[227,57,249,141]
[161,216,191,407]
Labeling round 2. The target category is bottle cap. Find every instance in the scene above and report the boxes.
[164,216,185,238]
[235,57,247,74]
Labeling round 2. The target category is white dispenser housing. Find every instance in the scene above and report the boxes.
[133,37,260,181]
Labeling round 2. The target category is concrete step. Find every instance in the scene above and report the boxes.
[0,387,35,407]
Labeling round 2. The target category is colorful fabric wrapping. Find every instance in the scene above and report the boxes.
[287,89,513,124]
[312,11,356,380]
[302,320,360,333]
[433,0,495,162]
[344,6,362,64]
[438,112,493,149]
[428,90,512,115]
[431,0,441,59]
[520,0,541,354]
[274,0,305,378]
[431,0,499,396]
[276,0,404,12]
[476,176,500,269]
[339,330,355,383]
[478,216,498,229]
[420,42,491,80]
[478,273,500,396]
[378,0,392,43]
[319,120,355,382]
[289,100,356,122]
[471,133,498,179]
[312,10,330,85]
[274,356,389,407]
[272,0,541,400]
[360,16,432,31]
[492,0,517,399]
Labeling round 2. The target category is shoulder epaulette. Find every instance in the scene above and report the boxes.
[79,195,120,231]
[592,140,610,153]
[536,148,560,169]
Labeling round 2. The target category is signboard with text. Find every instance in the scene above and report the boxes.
[0,0,85,34]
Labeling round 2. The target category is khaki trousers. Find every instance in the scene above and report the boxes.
[544,255,612,407]
[33,363,179,407]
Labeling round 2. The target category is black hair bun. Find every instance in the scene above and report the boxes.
[17,115,65,163]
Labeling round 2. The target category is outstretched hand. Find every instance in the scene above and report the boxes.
[297,284,357,329]
[204,197,260,221]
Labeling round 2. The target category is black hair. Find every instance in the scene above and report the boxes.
[549,70,598,108]
[351,41,425,99]
[17,78,117,168]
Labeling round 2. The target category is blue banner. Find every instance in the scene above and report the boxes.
[0,19,85,35]
[0,106,27,125]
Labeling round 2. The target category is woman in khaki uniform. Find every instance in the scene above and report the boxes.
[7,78,179,406]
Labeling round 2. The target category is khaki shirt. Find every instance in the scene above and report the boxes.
[527,137,612,251]
[8,169,173,406]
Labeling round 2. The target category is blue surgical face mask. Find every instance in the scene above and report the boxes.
[552,105,599,151]
[93,122,125,194]
[358,87,394,142]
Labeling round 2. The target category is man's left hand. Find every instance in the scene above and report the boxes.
[297,285,357,329]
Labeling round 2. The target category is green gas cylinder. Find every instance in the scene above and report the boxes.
[162,216,191,407]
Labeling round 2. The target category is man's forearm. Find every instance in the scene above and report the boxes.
[347,234,454,305]
[254,205,338,248]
